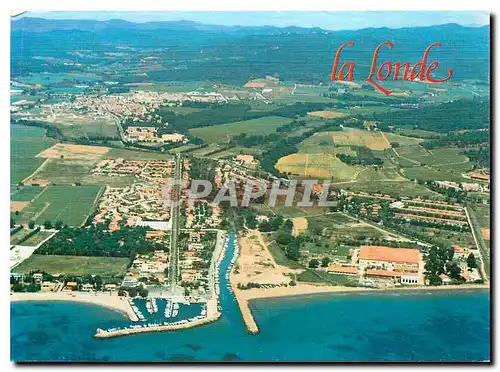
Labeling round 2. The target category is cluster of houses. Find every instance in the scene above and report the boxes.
[125,126,187,144]
[179,231,217,294]
[434,180,488,192]
[93,159,176,231]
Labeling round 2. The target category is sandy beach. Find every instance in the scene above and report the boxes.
[229,228,490,334]
[10,292,139,321]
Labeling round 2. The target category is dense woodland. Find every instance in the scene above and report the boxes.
[35,225,163,258]
[373,99,490,133]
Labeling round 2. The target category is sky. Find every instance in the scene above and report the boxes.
[16,11,489,30]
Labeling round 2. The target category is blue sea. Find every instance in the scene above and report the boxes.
[10,234,490,362]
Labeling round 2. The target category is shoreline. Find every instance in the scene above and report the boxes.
[244,282,490,301]
[10,292,139,322]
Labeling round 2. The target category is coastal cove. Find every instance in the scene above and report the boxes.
[11,289,490,362]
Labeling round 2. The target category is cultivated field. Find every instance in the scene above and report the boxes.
[27,159,98,185]
[11,186,45,202]
[298,134,357,155]
[329,128,391,150]
[307,110,346,119]
[15,255,130,278]
[14,185,102,226]
[10,229,33,245]
[384,132,424,146]
[104,148,173,161]
[21,230,55,247]
[11,125,56,185]
[37,143,111,160]
[275,153,360,180]
[189,116,292,143]
[11,201,30,213]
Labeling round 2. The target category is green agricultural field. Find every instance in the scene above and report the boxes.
[402,166,468,182]
[14,255,130,278]
[355,167,405,182]
[189,116,292,143]
[384,132,424,146]
[168,144,200,153]
[306,213,387,247]
[54,120,119,140]
[104,148,174,161]
[395,129,444,139]
[20,230,55,247]
[11,125,56,185]
[15,185,102,227]
[396,145,469,167]
[298,133,358,155]
[340,180,443,199]
[10,229,33,245]
[11,186,45,202]
[189,144,224,157]
[472,203,491,230]
[275,152,360,180]
[32,159,97,185]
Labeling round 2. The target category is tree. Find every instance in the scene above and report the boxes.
[276,231,293,246]
[10,218,15,228]
[55,220,63,230]
[138,288,149,298]
[467,253,478,269]
[43,220,52,229]
[446,262,462,280]
[127,287,138,297]
[321,257,331,267]
[28,221,35,229]
[308,259,319,269]
[285,241,301,261]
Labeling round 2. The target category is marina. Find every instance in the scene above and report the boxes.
[94,232,237,338]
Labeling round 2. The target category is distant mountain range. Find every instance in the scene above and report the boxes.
[11,17,490,84]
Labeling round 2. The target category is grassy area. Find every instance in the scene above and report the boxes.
[20,230,55,247]
[296,269,357,285]
[384,132,423,146]
[403,166,468,182]
[340,180,443,199]
[189,116,292,143]
[10,229,33,245]
[14,255,130,278]
[329,128,391,150]
[276,153,360,180]
[105,148,173,161]
[11,125,56,185]
[266,240,303,269]
[298,133,357,155]
[30,159,97,185]
[305,213,393,255]
[14,185,102,227]
[11,186,45,202]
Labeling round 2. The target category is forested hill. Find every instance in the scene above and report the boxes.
[11,18,490,84]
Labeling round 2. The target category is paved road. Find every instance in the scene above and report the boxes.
[168,153,182,291]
